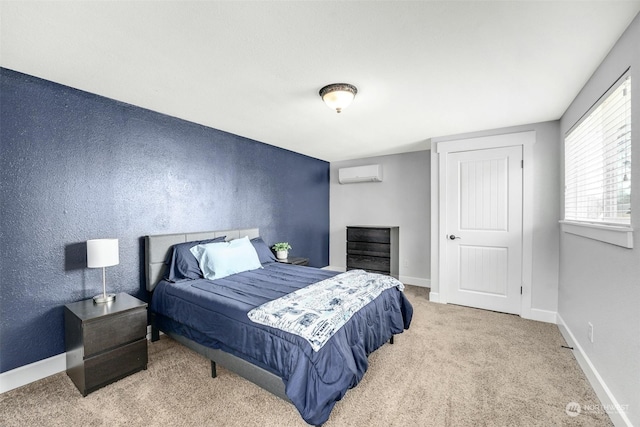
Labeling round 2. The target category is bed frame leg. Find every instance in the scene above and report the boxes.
[150,313,160,342]
[389,335,394,345]
[211,361,217,378]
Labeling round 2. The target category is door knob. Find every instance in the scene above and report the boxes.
[448,234,461,240]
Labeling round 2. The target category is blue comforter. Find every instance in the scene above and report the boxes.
[150,263,413,425]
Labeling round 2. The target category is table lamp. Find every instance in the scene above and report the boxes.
[87,238,119,303]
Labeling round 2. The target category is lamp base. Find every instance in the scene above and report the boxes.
[93,293,116,304]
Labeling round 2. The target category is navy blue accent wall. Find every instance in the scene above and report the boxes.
[0,68,329,373]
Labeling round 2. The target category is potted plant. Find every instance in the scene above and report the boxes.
[272,242,292,260]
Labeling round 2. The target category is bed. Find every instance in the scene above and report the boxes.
[145,228,413,426]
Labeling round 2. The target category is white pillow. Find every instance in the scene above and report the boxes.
[190,236,262,280]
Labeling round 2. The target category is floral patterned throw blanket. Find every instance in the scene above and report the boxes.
[247,269,405,351]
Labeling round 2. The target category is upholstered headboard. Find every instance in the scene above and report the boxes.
[144,228,260,292]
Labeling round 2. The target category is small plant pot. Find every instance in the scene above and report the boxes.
[276,250,288,260]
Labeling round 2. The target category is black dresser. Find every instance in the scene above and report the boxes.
[346,226,399,278]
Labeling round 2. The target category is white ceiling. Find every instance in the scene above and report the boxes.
[2,1,639,162]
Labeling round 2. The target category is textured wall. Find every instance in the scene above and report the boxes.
[0,68,329,373]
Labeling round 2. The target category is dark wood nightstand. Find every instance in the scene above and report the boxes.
[276,256,309,266]
[64,293,148,396]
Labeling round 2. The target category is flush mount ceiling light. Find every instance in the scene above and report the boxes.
[319,83,358,113]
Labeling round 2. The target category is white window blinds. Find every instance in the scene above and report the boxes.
[565,73,632,226]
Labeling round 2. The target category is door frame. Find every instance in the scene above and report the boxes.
[431,131,535,319]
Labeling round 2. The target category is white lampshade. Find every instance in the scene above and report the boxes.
[87,239,119,268]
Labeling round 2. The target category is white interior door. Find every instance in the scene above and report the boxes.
[445,145,523,314]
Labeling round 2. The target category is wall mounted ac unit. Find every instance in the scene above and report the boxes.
[338,164,383,184]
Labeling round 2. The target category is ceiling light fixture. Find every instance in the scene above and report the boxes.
[319,83,358,113]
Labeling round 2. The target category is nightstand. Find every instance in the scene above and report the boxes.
[64,293,148,396]
[277,256,309,266]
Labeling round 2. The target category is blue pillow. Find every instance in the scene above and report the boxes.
[250,237,277,264]
[164,236,226,281]
[190,236,262,280]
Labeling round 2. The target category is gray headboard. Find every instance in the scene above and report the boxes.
[144,228,260,292]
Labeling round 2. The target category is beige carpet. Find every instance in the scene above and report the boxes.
[0,286,612,426]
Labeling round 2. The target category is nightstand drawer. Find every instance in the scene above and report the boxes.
[84,308,147,356]
[84,339,148,393]
[65,293,148,396]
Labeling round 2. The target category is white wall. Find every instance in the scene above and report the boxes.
[330,151,430,286]
[558,13,640,427]
[429,120,561,318]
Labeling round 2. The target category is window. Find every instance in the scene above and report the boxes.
[565,73,631,226]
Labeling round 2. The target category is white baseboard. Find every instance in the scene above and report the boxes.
[0,353,66,394]
[425,294,558,323]
[528,308,557,324]
[557,314,632,427]
[399,275,430,288]
[1,325,157,395]
[428,291,441,303]
[322,265,346,272]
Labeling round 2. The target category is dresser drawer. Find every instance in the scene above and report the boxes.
[347,241,390,258]
[347,254,391,273]
[347,227,390,244]
[84,339,148,393]
[84,308,147,357]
